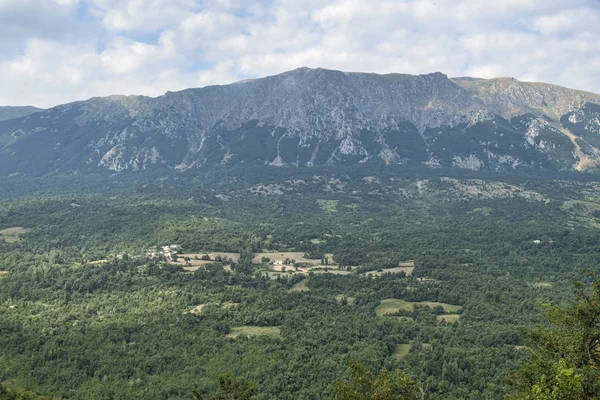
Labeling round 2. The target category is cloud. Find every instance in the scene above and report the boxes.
[0,0,86,55]
[90,0,198,32]
[0,0,598,108]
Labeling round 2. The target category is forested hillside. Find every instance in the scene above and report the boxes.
[0,166,599,398]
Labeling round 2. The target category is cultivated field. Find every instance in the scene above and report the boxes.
[227,326,281,338]
[253,252,335,265]
[262,268,351,280]
[0,227,29,243]
[173,251,336,268]
[176,252,240,262]
[376,299,462,316]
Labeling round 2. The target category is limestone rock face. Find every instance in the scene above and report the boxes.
[1,67,600,176]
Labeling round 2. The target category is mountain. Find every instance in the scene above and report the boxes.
[2,67,600,176]
[0,106,43,121]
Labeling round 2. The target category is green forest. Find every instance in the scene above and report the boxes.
[1,165,600,399]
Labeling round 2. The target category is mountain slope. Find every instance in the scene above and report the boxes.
[0,106,43,121]
[1,68,600,176]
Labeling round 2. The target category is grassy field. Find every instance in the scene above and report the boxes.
[436,314,461,323]
[289,279,309,292]
[311,268,352,275]
[173,258,213,267]
[362,261,415,276]
[376,299,462,316]
[226,326,281,338]
[393,344,411,359]
[182,266,204,272]
[261,271,296,278]
[0,227,29,243]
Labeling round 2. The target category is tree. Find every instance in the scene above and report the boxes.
[192,373,257,400]
[332,360,418,400]
[236,248,254,275]
[508,274,600,399]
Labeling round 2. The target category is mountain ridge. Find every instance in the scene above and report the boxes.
[0,106,43,122]
[2,67,600,176]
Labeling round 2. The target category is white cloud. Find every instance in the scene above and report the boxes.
[90,0,198,32]
[0,0,599,108]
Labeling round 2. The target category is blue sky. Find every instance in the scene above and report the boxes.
[0,0,599,107]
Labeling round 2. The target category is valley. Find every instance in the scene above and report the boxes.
[0,165,598,398]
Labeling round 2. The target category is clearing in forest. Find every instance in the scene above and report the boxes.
[531,282,553,288]
[227,326,281,338]
[362,262,415,277]
[89,259,108,265]
[173,251,338,269]
[316,199,339,213]
[182,266,204,272]
[436,314,461,323]
[254,252,334,265]
[335,295,355,305]
[176,252,240,262]
[289,279,309,292]
[311,269,352,275]
[0,227,29,243]
[376,299,462,316]
[0,271,8,278]
[186,304,206,314]
[393,344,411,359]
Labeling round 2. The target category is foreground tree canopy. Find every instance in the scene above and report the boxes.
[508,274,600,399]
[332,361,418,400]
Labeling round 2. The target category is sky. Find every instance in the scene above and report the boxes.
[0,0,599,108]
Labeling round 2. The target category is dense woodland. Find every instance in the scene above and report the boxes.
[0,165,600,399]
